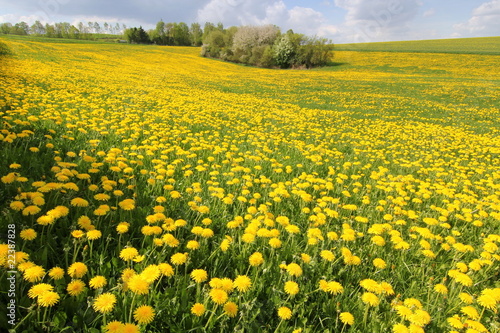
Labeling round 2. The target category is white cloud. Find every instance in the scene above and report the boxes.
[333,0,422,42]
[0,13,51,25]
[196,0,338,39]
[453,0,500,37]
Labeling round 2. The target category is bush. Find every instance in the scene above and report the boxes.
[201,25,333,69]
[273,34,295,68]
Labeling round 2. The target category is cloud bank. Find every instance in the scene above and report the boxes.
[453,0,500,37]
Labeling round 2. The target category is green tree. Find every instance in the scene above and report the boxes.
[125,27,151,44]
[11,22,29,35]
[296,37,333,68]
[45,23,55,37]
[69,25,80,39]
[202,22,216,42]
[31,21,45,36]
[190,23,203,46]
[201,29,227,58]
[173,22,190,46]
[0,23,12,34]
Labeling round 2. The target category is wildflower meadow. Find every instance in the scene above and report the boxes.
[0,35,499,332]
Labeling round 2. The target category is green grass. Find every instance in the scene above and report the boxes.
[335,36,500,54]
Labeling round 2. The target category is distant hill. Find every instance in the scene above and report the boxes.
[335,36,500,55]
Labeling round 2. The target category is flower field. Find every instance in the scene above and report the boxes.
[0,36,499,332]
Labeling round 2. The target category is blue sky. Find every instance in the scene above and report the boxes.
[0,0,498,42]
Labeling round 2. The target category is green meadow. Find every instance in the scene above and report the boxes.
[0,35,499,332]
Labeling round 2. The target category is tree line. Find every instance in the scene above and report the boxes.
[124,21,204,46]
[126,21,333,68]
[0,21,126,39]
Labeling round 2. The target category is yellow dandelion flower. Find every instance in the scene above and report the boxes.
[396,305,413,320]
[119,198,135,210]
[277,306,292,320]
[23,265,45,283]
[37,215,55,225]
[48,267,65,280]
[233,275,252,292]
[134,305,155,324]
[434,284,448,295]
[127,275,150,295]
[37,291,60,307]
[269,237,282,248]
[23,205,41,216]
[360,279,382,294]
[447,315,464,329]
[162,233,180,247]
[320,250,335,261]
[70,197,89,207]
[339,312,354,325]
[28,283,54,298]
[89,275,107,289]
[10,201,25,211]
[409,309,431,326]
[93,293,116,313]
[191,303,205,316]
[86,229,102,240]
[220,239,231,251]
[249,252,264,266]
[47,206,69,218]
[286,263,303,277]
[477,293,496,310]
[120,247,139,261]
[463,319,488,332]
[133,255,145,263]
[67,262,88,278]
[224,301,238,317]
[170,252,188,265]
[284,281,299,295]
[326,281,344,295]
[67,279,86,296]
[201,228,214,238]
[392,323,410,333]
[94,193,111,201]
[190,269,208,283]
[301,253,311,264]
[20,228,37,241]
[121,323,140,333]
[362,292,380,307]
[219,278,233,292]
[116,222,130,234]
[454,273,473,287]
[373,258,387,269]
[121,268,136,282]
[403,298,423,310]
[71,230,85,238]
[209,288,228,305]
[460,306,480,320]
[140,265,161,283]
[158,263,174,277]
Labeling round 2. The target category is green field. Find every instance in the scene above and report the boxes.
[0,36,499,332]
[335,36,500,54]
